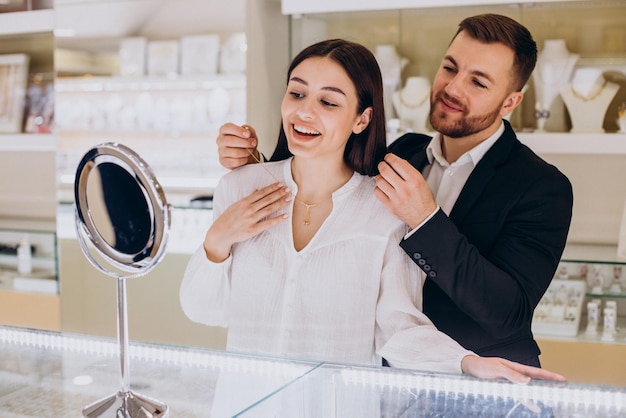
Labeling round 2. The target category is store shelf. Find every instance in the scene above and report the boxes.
[561,243,626,265]
[518,132,626,155]
[282,0,590,14]
[0,9,55,36]
[55,73,246,93]
[0,134,56,152]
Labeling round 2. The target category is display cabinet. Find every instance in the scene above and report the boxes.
[243,361,626,417]
[533,244,626,386]
[285,0,626,153]
[534,244,626,343]
[1,325,624,417]
[0,325,316,417]
[0,223,59,331]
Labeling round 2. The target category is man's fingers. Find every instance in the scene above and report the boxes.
[383,153,414,180]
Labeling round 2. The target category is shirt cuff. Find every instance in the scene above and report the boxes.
[404,206,441,240]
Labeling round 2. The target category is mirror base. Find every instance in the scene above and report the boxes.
[82,390,168,418]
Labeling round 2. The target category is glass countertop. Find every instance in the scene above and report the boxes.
[1,325,625,417]
[243,363,626,417]
[0,326,318,417]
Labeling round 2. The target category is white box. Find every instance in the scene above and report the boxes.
[148,40,179,76]
[180,34,220,76]
[119,37,146,76]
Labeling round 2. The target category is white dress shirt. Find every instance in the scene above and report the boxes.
[424,122,504,214]
[180,158,473,373]
[406,122,505,237]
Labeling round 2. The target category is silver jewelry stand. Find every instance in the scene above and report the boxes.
[74,143,171,418]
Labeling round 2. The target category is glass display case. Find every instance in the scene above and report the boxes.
[0,325,316,417]
[0,225,60,332]
[242,361,626,417]
[1,325,625,417]
[0,227,58,294]
[534,244,626,344]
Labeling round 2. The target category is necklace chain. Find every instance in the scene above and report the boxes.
[570,80,607,102]
[296,199,325,226]
[246,148,373,226]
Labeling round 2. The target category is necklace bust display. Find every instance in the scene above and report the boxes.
[391,76,431,133]
[532,39,579,132]
[560,68,620,133]
[375,44,408,120]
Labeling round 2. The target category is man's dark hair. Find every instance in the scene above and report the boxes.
[455,14,538,91]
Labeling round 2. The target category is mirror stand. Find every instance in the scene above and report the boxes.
[74,143,171,418]
[81,275,168,418]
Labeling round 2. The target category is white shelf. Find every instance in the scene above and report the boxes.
[55,73,246,93]
[561,243,626,264]
[518,132,626,155]
[0,134,56,151]
[282,0,590,15]
[0,9,54,36]
[0,134,56,152]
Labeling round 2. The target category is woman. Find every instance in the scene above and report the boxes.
[180,39,564,383]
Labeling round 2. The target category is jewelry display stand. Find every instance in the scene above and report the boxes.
[560,68,620,133]
[532,39,579,132]
[391,76,430,132]
[375,44,408,120]
[531,279,586,337]
[74,143,171,418]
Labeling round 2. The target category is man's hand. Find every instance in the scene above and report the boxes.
[204,182,291,262]
[374,153,437,229]
[217,123,260,169]
[461,355,567,384]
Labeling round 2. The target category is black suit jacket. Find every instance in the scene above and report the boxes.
[389,120,573,366]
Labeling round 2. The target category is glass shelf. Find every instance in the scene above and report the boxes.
[0,228,58,295]
[561,244,626,265]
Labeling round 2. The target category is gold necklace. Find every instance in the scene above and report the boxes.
[246,148,376,226]
[296,197,330,226]
[246,149,333,226]
[570,80,607,102]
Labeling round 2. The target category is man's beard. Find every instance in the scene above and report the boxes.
[429,91,502,138]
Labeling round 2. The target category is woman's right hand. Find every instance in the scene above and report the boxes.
[203,182,291,262]
[217,123,260,169]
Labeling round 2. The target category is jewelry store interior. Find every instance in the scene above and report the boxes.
[1,0,626,416]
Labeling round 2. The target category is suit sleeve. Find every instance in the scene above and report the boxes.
[400,170,573,339]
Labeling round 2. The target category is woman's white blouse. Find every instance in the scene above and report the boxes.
[180,159,472,373]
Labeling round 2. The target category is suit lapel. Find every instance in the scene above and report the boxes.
[449,121,517,223]
[409,148,430,172]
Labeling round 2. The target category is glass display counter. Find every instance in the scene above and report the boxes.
[0,325,317,417]
[1,325,625,417]
[243,363,626,418]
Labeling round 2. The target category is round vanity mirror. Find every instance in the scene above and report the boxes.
[74,142,170,276]
[74,142,171,418]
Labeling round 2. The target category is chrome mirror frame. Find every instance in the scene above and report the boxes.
[74,142,171,418]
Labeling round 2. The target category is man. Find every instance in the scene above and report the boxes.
[216,14,573,367]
